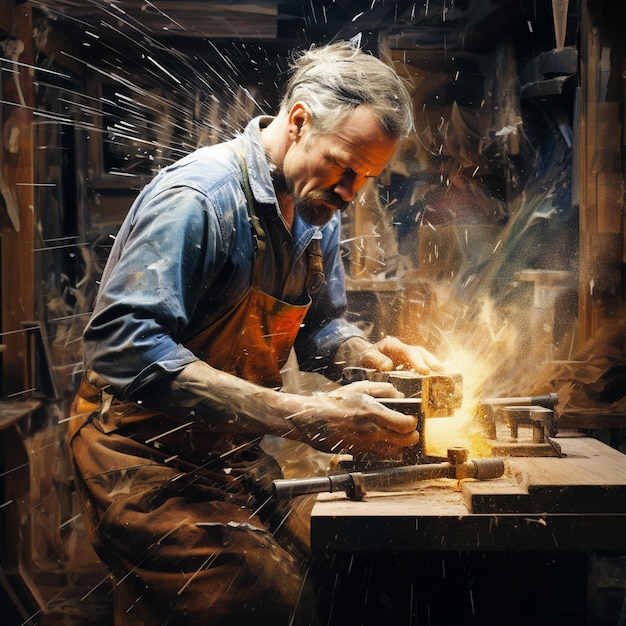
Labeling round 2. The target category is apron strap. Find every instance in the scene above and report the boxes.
[305,234,326,295]
[230,145,267,288]
[229,142,326,296]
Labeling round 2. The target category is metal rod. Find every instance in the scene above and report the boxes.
[481,392,558,408]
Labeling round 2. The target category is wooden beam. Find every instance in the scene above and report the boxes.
[32,1,277,39]
[577,3,626,347]
[577,1,600,347]
[1,4,36,396]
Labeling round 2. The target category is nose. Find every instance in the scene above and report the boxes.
[334,171,361,202]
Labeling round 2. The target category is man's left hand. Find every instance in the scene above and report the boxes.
[335,335,443,375]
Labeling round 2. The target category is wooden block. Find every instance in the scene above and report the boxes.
[463,436,626,513]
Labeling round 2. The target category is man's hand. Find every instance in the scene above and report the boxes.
[335,335,443,375]
[289,381,419,460]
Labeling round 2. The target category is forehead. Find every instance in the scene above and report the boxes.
[321,106,399,174]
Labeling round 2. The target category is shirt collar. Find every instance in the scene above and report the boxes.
[242,116,278,206]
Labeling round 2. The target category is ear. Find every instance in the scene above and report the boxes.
[287,102,310,141]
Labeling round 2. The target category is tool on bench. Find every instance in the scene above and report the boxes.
[272,446,505,501]
[477,393,562,457]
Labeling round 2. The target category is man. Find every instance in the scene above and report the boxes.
[70,41,442,625]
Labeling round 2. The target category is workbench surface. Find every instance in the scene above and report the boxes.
[310,435,626,553]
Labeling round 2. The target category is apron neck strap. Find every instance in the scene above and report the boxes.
[230,145,266,286]
[229,143,325,295]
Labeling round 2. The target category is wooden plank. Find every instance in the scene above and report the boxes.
[593,102,623,234]
[576,0,599,347]
[32,1,277,39]
[596,170,623,233]
[464,436,626,513]
[310,488,626,553]
[520,75,572,98]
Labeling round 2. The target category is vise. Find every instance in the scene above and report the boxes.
[476,393,562,457]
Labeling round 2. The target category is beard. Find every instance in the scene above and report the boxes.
[294,190,350,226]
[271,169,349,226]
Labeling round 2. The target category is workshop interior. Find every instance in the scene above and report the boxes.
[1,0,626,624]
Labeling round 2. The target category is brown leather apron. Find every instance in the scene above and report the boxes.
[69,147,323,625]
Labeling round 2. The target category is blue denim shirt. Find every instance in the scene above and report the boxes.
[83,117,366,398]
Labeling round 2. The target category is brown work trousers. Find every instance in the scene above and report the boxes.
[70,415,319,626]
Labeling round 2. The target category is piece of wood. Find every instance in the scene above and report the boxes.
[32,1,277,39]
[464,436,626,513]
[310,488,626,553]
[520,75,573,98]
[593,102,623,234]
[577,1,600,347]
[487,441,562,457]
[552,0,570,50]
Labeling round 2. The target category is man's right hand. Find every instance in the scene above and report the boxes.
[289,381,419,460]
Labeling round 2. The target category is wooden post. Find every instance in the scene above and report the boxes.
[577,1,626,347]
[1,2,35,397]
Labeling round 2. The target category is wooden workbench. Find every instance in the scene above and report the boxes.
[310,434,626,625]
[311,434,626,553]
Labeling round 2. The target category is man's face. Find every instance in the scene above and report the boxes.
[282,105,399,226]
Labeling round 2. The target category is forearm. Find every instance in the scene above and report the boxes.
[137,360,419,460]
[139,360,319,439]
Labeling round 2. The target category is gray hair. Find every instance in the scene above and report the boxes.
[279,40,414,138]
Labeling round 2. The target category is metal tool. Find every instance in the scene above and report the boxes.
[272,447,505,501]
[476,393,558,439]
[481,393,558,408]
[477,393,563,457]
[493,405,563,457]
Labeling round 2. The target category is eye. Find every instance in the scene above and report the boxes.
[329,156,358,178]
[327,155,346,172]
[328,155,373,181]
